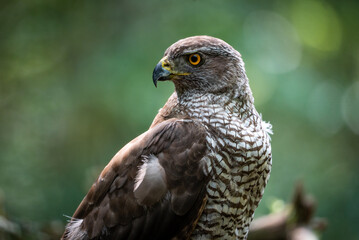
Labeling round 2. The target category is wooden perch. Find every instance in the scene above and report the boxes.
[248,183,327,240]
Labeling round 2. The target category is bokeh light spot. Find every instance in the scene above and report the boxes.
[246,64,277,106]
[243,11,302,74]
[342,81,359,134]
[291,0,342,52]
[307,81,343,135]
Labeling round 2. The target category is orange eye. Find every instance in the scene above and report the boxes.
[188,53,201,65]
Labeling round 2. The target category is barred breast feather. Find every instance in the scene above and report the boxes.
[172,92,272,240]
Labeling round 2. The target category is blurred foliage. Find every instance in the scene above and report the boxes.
[0,0,358,239]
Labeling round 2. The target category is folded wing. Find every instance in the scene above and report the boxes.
[62,119,209,240]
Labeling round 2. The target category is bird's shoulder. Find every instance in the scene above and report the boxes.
[150,92,183,128]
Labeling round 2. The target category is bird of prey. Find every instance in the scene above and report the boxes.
[62,36,272,240]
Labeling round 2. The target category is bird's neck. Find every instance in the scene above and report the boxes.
[177,88,257,122]
[150,84,256,129]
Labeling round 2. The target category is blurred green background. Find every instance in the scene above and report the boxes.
[0,0,358,239]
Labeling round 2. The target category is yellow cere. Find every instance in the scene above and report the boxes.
[160,56,171,71]
[160,56,190,76]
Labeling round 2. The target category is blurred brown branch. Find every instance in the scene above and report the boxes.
[248,183,327,240]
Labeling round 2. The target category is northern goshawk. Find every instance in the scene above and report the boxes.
[62,35,272,240]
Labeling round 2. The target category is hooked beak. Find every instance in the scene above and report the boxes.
[152,58,171,87]
[152,56,190,87]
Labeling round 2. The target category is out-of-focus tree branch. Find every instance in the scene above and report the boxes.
[248,184,327,240]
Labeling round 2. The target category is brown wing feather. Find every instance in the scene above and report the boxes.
[62,118,209,240]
